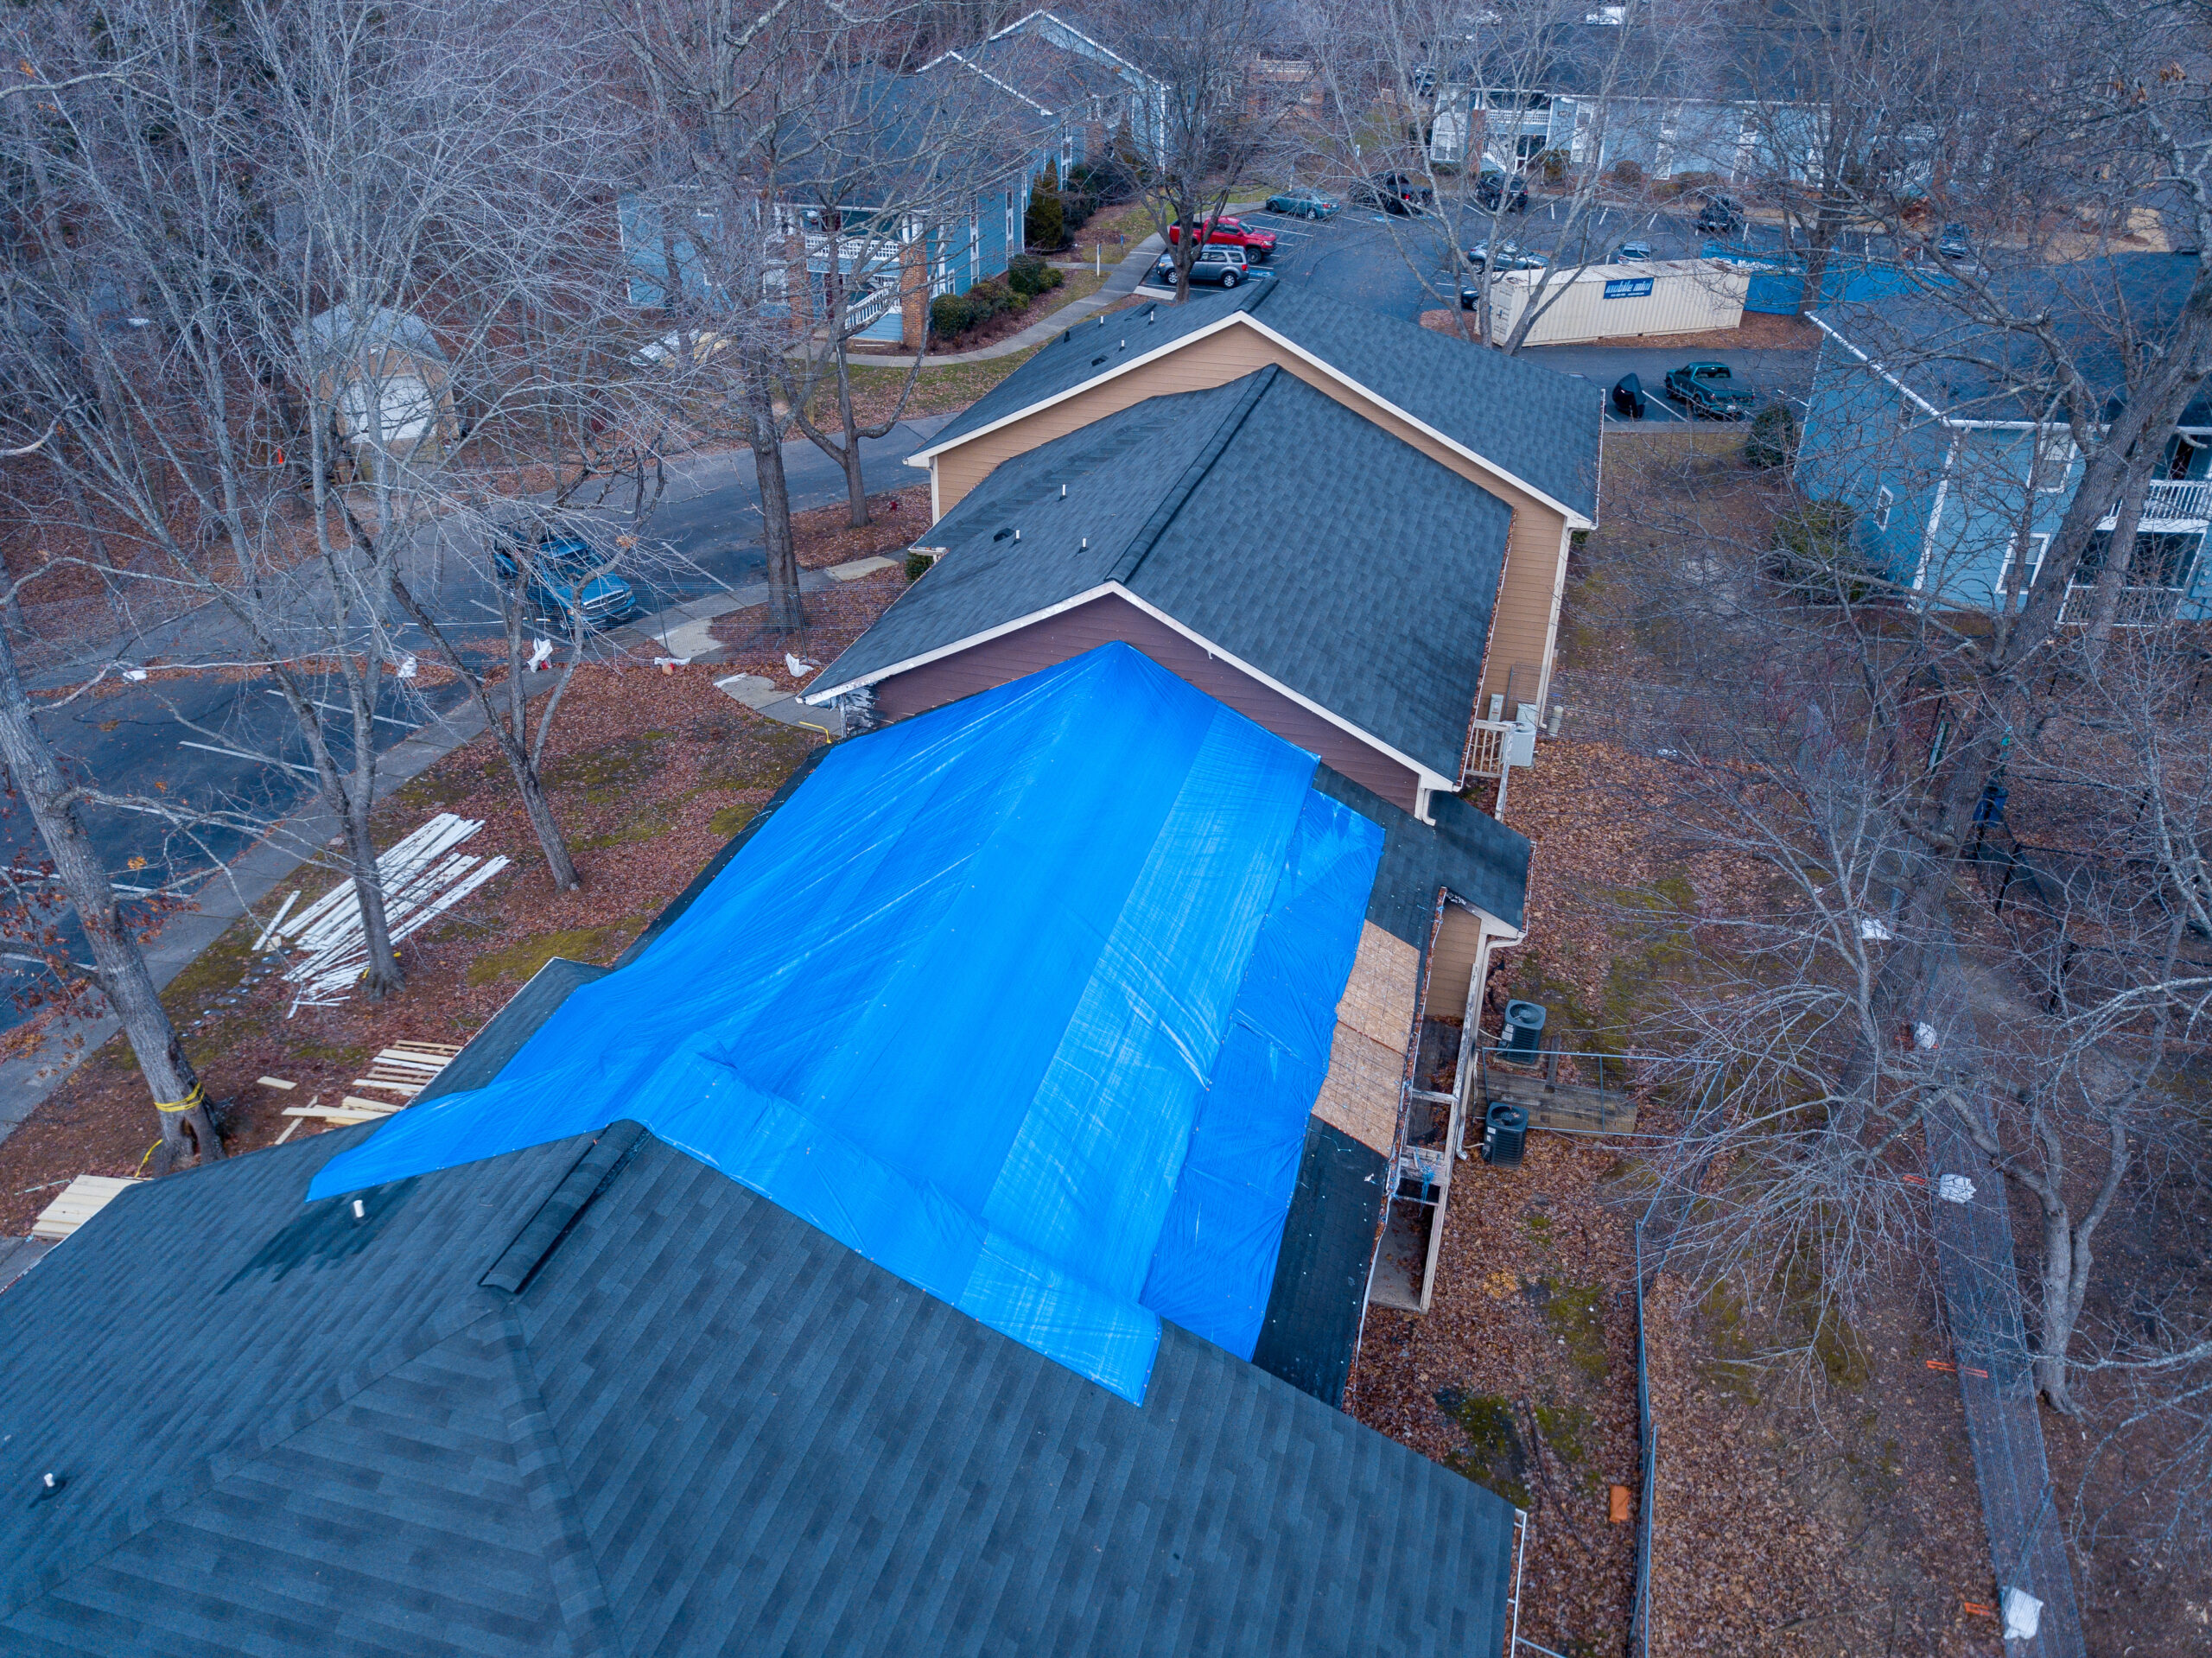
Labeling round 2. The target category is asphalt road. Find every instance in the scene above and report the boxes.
[0,415,947,1031]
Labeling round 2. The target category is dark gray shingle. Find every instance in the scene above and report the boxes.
[923,283,1602,521]
[0,1127,1515,1657]
[826,367,1516,778]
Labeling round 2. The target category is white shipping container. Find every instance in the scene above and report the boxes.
[1481,258,1749,346]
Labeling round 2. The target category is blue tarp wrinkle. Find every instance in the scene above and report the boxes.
[309,642,1382,1402]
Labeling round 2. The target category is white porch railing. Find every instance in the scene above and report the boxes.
[2102,479,2212,527]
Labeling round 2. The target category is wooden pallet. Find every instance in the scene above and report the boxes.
[1476,1067,1638,1135]
[31,1176,144,1241]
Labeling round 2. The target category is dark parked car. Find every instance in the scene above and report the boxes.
[1611,374,1647,419]
[1265,190,1339,219]
[1694,194,1745,235]
[1936,221,1973,260]
[491,529,639,629]
[1462,240,1548,272]
[1475,168,1529,213]
[1612,240,1654,262]
[1662,361,1756,419]
[1355,172,1433,214]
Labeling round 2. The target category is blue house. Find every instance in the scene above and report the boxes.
[1796,253,2212,619]
[620,13,1165,351]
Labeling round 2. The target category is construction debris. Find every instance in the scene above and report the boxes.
[31,1176,143,1242]
[264,816,510,1012]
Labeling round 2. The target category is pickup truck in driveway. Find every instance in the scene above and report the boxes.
[1662,361,1757,419]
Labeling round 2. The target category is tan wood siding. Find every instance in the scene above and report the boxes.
[1425,904,1485,1020]
[927,316,1573,743]
[870,592,1424,811]
[1479,513,1567,716]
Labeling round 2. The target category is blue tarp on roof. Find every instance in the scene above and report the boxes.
[309,644,1382,1403]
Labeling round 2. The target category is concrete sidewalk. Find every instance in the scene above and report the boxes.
[855,233,1166,367]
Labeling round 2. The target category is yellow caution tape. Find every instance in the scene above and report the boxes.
[154,1083,207,1115]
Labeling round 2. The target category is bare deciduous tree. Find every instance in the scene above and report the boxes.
[0,0,643,990]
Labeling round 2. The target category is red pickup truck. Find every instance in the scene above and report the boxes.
[1165,215,1277,259]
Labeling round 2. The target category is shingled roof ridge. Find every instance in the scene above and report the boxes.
[1108,365,1280,585]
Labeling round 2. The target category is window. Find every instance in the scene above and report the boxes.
[2033,430,2076,492]
[1998,531,2050,598]
[1874,486,1895,531]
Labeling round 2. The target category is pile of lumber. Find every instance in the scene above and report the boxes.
[279,1041,463,1128]
[257,815,510,1012]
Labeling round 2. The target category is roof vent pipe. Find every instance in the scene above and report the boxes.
[1060,484,1066,498]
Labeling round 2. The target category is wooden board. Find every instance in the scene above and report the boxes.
[31,1175,144,1241]
[1477,1069,1638,1135]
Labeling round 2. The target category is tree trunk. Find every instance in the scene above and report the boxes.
[747,349,805,632]
[389,570,581,892]
[2033,1196,2083,1413]
[2085,458,2152,653]
[345,791,403,1000]
[837,335,869,530]
[0,623,221,1164]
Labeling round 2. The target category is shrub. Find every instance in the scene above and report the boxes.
[1535,147,1569,185]
[1744,403,1799,469]
[904,549,933,581]
[1610,158,1644,187]
[1024,172,1065,250]
[930,291,980,339]
[929,276,1026,341]
[1765,498,1873,603]
[1007,253,1063,297]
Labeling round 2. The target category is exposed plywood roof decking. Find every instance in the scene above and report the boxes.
[1313,922,1421,1155]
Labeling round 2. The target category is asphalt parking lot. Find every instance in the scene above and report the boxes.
[1138,201,1821,425]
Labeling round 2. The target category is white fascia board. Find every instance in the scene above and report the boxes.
[902,452,930,469]
[904,308,1257,461]
[909,312,1598,527]
[802,583,1120,704]
[804,581,1459,801]
[1808,313,1952,425]
[1106,585,1457,799]
[954,57,1053,117]
[989,10,1150,82]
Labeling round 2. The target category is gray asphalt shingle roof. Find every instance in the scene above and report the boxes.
[1313,765,1531,936]
[827,365,1516,778]
[0,1109,1516,1656]
[1817,253,2212,425]
[921,283,1602,520]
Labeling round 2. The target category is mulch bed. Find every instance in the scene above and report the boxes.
[0,664,823,1236]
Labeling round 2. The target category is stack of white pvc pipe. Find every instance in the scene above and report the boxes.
[270,814,511,1013]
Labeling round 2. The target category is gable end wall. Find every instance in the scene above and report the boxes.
[870,591,1424,811]
[929,321,1570,715]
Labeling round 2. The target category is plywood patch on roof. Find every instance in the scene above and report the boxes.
[1312,924,1421,1156]
[1336,923,1420,1047]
